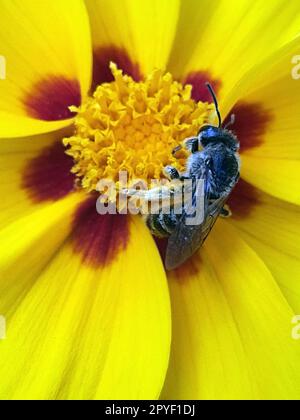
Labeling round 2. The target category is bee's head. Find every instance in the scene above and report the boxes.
[198,125,239,152]
[199,84,239,152]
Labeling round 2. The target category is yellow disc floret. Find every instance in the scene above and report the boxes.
[63,63,215,192]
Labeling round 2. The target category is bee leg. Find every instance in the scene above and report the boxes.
[172,145,183,156]
[179,175,191,181]
[160,212,179,235]
[172,137,198,156]
[164,165,181,180]
[147,212,179,238]
[146,214,170,238]
[220,205,232,218]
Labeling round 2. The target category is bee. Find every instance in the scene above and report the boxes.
[124,83,240,270]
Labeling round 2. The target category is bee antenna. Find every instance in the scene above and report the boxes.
[206,82,222,128]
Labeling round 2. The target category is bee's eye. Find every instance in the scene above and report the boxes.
[198,125,212,135]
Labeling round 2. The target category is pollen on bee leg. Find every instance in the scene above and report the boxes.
[63,63,216,202]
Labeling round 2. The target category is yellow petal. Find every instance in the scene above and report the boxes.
[0,0,92,138]
[169,0,300,103]
[230,188,300,314]
[224,35,300,157]
[241,156,300,206]
[162,220,300,400]
[224,34,300,119]
[0,215,171,400]
[0,128,85,314]
[223,36,300,205]
[0,192,83,316]
[85,0,180,75]
[0,128,76,229]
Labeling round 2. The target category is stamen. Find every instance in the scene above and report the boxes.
[63,64,215,193]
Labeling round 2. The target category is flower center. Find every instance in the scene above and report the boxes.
[64,63,215,192]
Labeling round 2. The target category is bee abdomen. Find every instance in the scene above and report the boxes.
[147,212,179,238]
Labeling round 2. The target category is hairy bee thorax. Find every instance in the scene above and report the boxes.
[188,143,239,196]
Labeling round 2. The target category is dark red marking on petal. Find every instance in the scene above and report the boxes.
[155,237,168,263]
[23,76,81,121]
[224,101,273,153]
[174,256,200,279]
[229,179,262,219]
[72,196,130,268]
[22,140,75,202]
[183,71,222,103]
[92,45,142,91]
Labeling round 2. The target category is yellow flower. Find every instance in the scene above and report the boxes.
[0,0,300,400]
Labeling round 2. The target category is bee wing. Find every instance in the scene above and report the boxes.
[165,186,232,271]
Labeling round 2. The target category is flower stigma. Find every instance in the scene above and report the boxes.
[63,63,216,197]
